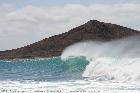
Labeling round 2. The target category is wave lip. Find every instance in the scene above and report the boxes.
[61,35,140,83]
[83,57,140,83]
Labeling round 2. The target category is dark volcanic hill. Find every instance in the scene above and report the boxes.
[0,20,140,59]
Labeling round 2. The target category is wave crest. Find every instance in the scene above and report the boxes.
[61,35,140,83]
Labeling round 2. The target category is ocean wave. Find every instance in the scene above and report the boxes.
[0,57,88,81]
[61,35,140,83]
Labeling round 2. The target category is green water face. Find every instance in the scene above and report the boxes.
[0,57,89,81]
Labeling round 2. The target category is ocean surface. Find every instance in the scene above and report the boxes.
[0,57,140,93]
[0,36,140,93]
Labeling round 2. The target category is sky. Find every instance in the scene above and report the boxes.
[0,0,139,7]
[0,0,140,51]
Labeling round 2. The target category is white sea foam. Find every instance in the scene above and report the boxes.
[61,35,140,83]
[1,35,140,93]
[0,80,140,93]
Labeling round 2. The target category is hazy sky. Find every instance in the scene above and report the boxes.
[0,0,139,6]
[0,0,140,51]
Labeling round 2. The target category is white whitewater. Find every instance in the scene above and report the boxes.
[0,35,140,93]
[61,35,140,83]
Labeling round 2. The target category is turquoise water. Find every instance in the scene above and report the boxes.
[1,36,140,92]
[0,57,89,81]
[0,57,140,93]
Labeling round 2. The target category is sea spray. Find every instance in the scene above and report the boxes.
[0,35,140,93]
[61,35,140,82]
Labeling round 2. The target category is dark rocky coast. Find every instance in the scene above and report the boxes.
[0,20,139,59]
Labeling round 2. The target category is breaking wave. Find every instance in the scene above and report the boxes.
[61,35,140,83]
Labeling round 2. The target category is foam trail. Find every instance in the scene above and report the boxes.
[61,35,140,82]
